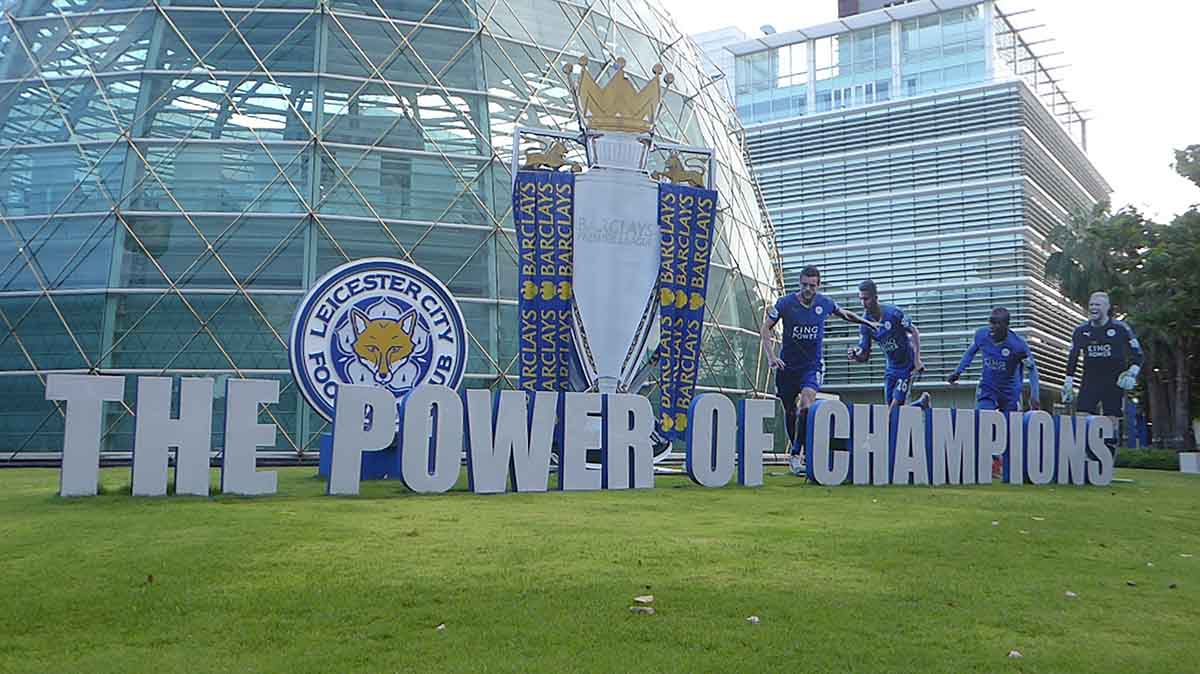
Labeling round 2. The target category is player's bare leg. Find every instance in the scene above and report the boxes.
[789,387,819,476]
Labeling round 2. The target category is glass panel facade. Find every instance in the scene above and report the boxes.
[813,26,891,113]
[733,3,1087,147]
[736,4,989,125]
[0,0,782,455]
[900,5,987,98]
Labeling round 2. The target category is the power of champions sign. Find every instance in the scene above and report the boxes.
[41,56,1118,498]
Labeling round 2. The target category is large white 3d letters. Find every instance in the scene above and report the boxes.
[930,408,975,486]
[132,377,214,497]
[1056,415,1088,486]
[221,379,279,496]
[328,384,397,496]
[559,392,603,491]
[1086,415,1115,486]
[851,404,890,486]
[808,399,850,486]
[399,385,463,494]
[686,394,736,488]
[601,394,655,490]
[46,374,125,497]
[736,399,774,487]
[892,406,929,485]
[1024,411,1056,485]
[464,390,557,494]
[975,410,1007,486]
[46,371,1128,497]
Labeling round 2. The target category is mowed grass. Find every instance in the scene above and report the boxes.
[1,467,1199,673]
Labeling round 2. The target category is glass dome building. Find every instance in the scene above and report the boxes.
[0,0,781,457]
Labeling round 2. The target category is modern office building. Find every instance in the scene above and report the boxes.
[0,0,781,457]
[692,26,748,104]
[839,0,918,19]
[723,0,1108,407]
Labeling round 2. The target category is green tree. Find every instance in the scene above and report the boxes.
[1047,149,1200,449]
[1044,205,1181,445]
[1173,144,1200,191]
[1138,209,1200,447]
[1045,202,1147,308]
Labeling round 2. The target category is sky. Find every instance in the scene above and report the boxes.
[662,0,1200,221]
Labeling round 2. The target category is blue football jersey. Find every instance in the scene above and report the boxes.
[953,328,1035,400]
[857,304,914,374]
[769,293,839,374]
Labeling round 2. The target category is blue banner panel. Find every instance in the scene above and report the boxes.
[552,178,574,391]
[515,170,575,392]
[656,183,717,441]
[671,187,717,438]
[657,187,680,436]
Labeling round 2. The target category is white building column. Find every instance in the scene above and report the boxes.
[890,18,902,98]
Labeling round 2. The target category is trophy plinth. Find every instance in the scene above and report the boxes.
[587,131,651,173]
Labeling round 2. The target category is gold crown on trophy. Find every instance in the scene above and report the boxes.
[564,56,674,134]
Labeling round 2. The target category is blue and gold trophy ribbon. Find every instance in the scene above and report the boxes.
[671,188,717,439]
[551,175,574,391]
[515,171,540,392]
[514,170,575,392]
[535,173,559,392]
[657,187,679,436]
[667,188,695,440]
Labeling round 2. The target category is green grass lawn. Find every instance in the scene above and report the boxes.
[1,467,1199,673]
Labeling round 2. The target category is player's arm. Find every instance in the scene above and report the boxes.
[947,334,979,384]
[759,303,785,370]
[1025,352,1041,410]
[1062,328,1081,403]
[903,313,924,372]
[848,325,871,363]
[1117,322,1143,390]
[833,305,880,331]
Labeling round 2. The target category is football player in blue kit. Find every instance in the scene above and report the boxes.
[949,306,1041,479]
[1061,291,1143,417]
[846,279,931,410]
[760,266,880,476]
[947,307,1041,413]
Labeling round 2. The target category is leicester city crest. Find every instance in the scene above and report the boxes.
[289,258,467,421]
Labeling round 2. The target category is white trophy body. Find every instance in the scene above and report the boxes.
[572,131,659,393]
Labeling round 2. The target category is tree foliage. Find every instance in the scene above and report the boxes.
[1173,144,1200,191]
[1045,148,1200,447]
[1045,203,1149,312]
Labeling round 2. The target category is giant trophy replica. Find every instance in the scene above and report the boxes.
[512,55,720,452]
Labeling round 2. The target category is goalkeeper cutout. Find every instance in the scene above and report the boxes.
[1061,291,1143,417]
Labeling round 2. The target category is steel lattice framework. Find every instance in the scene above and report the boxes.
[0,0,782,457]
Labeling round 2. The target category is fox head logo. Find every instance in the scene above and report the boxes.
[350,307,418,385]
